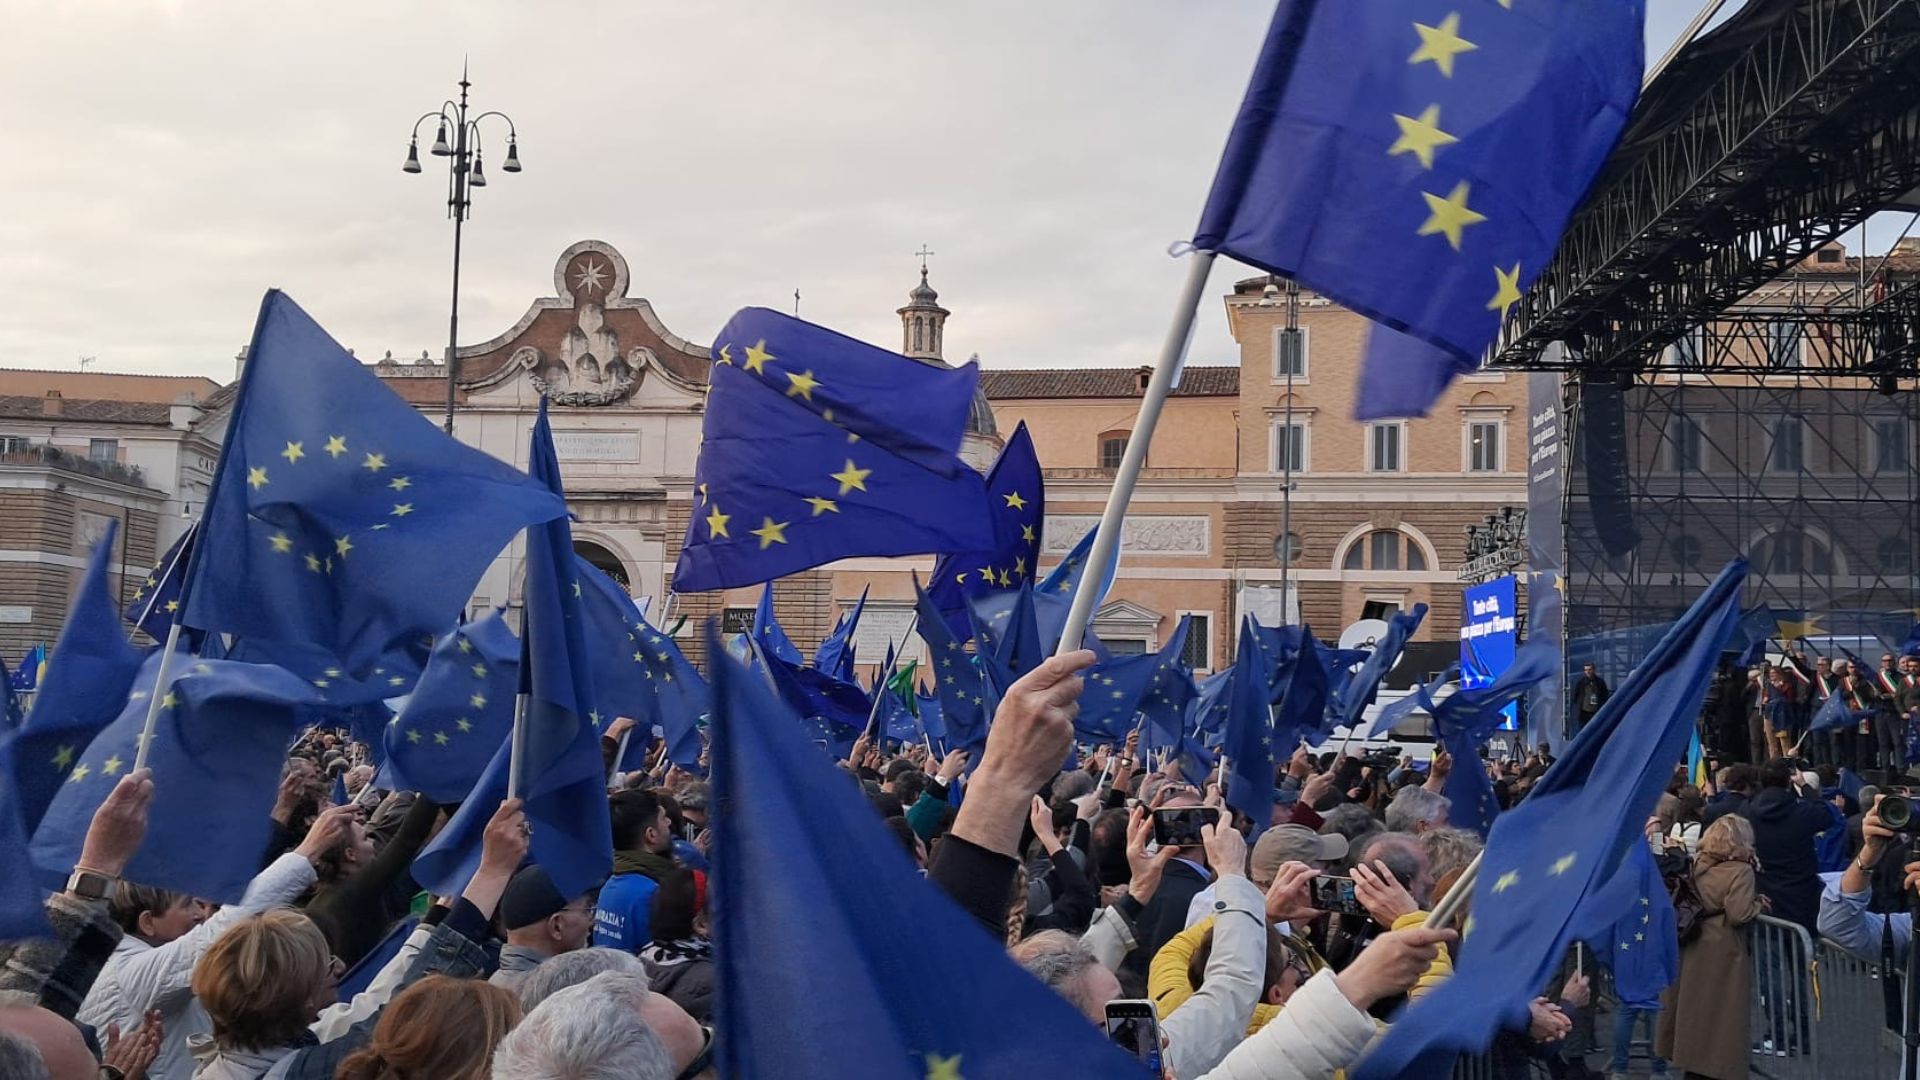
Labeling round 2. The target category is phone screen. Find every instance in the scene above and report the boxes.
[1104,1001,1163,1072]
[1310,875,1367,917]
[1151,806,1220,848]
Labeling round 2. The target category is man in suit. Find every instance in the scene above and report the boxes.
[1570,663,1611,733]
[1122,791,1213,980]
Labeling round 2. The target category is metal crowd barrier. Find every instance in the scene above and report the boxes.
[1745,913,1904,1079]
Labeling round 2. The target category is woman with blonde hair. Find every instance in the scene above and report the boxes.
[333,975,521,1080]
[1656,813,1766,1080]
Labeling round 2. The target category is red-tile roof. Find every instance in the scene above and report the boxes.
[0,396,173,424]
[980,366,1238,399]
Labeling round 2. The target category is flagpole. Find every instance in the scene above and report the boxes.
[506,691,529,799]
[1055,251,1217,656]
[130,621,185,772]
[1425,849,1481,930]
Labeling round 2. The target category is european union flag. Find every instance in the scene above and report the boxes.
[620,615,709,772]
[751,635,868,757]
[916,691,946,744]
[381,609,518,803]
[914,579,988,758]
[1594,842,1678,1009]
[1224,618,1279,832]
[753,583,804,668]
[124,523,196,644]
[705,626,1146,1079]
[1331,604,1428,738]
[0,658,18,733]
[411,401,612,902]
[1380,646,1553,836]
[1194,0,1645,418]
[927,422,1044,638]
[1811,689,1875,735]
[575,559,655,731]
[1190,667,1234,745]
[31,653,318,902]
[814,585,868,684]
[674,308,993,592]
[181,291,566,675]
[1355,562,1744,1079]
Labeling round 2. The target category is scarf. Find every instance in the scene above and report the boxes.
[613,849,678,879]
[641,936,714,966]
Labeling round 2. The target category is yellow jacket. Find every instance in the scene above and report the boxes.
[1150,916,1282,1037]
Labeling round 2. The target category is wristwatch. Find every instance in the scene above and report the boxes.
[64,867,116,901]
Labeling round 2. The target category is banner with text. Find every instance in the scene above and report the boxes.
[1526,372,1567,747]
[1462,575,1520,731]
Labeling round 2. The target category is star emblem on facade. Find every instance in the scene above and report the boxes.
[574,259,609,295]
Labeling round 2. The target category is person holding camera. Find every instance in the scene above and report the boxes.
[1818,793,1920,963]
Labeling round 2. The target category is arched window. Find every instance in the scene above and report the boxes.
[912,317,923,352]
[1340,530,1428,572]
[1751,528,1834,576]
[573,539,629,589]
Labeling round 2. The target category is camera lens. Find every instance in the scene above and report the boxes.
[1883,794,1912,832]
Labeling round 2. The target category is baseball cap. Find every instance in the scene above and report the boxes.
[1251,824,1349,882]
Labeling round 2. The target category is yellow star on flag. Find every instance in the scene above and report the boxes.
[102,755,124,776]
[1549,853,1577,876]
[706,505,731,539]
[1003,491,1028,511]
[164,600,179,613]
[324,435,348,458]
[407,729,423,744]
[804,496,839,516]
[1389,105,1458,170]
[1487,262,1525,315]
[1418,181,1487,251]
[470,693,488,709]
[717,344,734,366]
[924,1054,964,1080]
[1410,12,1477,77]
[742,340,773,374]
[1492,869,1520,893]
[305,553,324,573]
[472,663,488,678]
[1776,614,1824,641]
[954,572,968,584]
[362,452,387,473]
[831,460,871,495]
[434,731,450,746]
[1021,524,1036,542]
[1013,556,1027,576]
[281,441,305,463]
[391,503,414,517]
[69,762,91,783]
[51,745,74,771]
[457,638,473,654]
[389,476,412,491]
[456,718,473,733]
[784,369,821,401]
[247,467,269,490]
[269,533,294,554]
[752,517,790,549]
[334,536,354,559]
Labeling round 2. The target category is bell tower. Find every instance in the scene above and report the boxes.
[898,246,949,361]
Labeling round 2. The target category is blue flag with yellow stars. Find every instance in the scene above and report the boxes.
[181,291,567,675]
[704,625,1147,1080]
[1379,646,1554,836]
[30,652,319,903]
[124,523,197,645]
[916,691,946,744]
[815,585,868,685]
[1190,667,1233,746]
[1224,618,1280,834]
[619,613,709,772]
[913,578,988,759]
[750,634,868,758]
[1193,0,1645,419]
[575,558,657,734]
[412,402,613,902]
[1594,841,1678,1009]
[753,583,805,668]
[0,658,18,732]
[1354,562,1744,1079]
[1332,603,1428,739]
[381,609,519,804]
[674,308,993,592]
[927,422,1044,639]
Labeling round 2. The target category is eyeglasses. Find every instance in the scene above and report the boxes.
[673,1025,715,1080]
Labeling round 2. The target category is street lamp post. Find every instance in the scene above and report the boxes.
[403,66,523,436]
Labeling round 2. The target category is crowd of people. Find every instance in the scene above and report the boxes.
[1694,650,1920,776]
[1,651,1917,1080]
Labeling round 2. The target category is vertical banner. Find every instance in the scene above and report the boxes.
[1462,576,1520,731]
[1527,372,1567,746]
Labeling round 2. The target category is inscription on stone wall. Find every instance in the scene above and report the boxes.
[1043,515,1209,556]
[553,431,641,462]
[850,605,924,666]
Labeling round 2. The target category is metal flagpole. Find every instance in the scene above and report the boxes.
[1425,849,1481,929]
[130,621,186,772]
[506,692,530,798]
[1056,251,1217,656]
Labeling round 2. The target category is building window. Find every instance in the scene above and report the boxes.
[1467,421,1502,473]
[1755,529,1833,576]
[1874,418,1910,473]
[1272,422,1307,473]
[1342,530,1427,572]
[1104,639,1149,656]
[1669,416,1702,472]
[1769,418,1804,472]
[1368,423,1404,472]
[1272,327,1308,381]
[1767,322,1803,368]
[1273,532,1304,565]
[1878,536,1913,575]
[0,435,27,454]
[1667,326,1706,368]
[720,607,756,635]
[1816,247,1844,265]
[88,439,118,464]
[1669,533,1702,569]
[1099,436,1128,470]
[1180,614,1211,670]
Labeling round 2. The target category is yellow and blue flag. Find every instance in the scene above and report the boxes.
[181,291,566,675]
[619,613,708,772]
[913,578,988,758]
[1331,604,1429,738]
[124,523,196,644]
[752,583,805,669]
[1194,0,1645,418]
[926,423,1044,639]
[674,308,993,592]
[705,625,1147,1079]
[411,401,612,902]
[31,652,319,903]
[1594,841,1678,1009]
[380,609,518,804]
[1355,561,1743,1078]
[814,585,868,684]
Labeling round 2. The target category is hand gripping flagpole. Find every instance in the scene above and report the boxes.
[1055,250,1217,657]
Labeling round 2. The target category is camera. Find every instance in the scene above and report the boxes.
[1881,791,1915,833]
[1359,748,1401,771]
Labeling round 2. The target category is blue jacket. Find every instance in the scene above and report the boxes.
[594,872,661,952]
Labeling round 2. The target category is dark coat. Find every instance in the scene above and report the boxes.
[1123,859,1210,979]
[1740,786,1832,936]
[1571,674,1611,716]
[648,954,716,1023]
[1657,857,1764,1080]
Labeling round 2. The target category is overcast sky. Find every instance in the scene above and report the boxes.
[2,2,1737,382]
